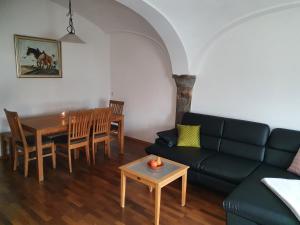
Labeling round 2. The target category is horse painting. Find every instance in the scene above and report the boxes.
[26,47,53,69]
[15,34,62,78]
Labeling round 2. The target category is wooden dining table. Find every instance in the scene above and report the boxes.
[21,113,124,182]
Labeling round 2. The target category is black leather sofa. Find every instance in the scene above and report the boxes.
[145,112,300,225]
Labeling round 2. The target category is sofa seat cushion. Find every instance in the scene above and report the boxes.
[224,165,300,225]
[145,144,216,169]
[200,153,260,184]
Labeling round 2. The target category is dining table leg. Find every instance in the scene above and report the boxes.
[35,130,44,182]
[119,117,124,154]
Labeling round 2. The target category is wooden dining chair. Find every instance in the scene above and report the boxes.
[4,109,56,177]
[109,100,124,115]
[91,108,111,164]
[109,100,124,137]
[54,110,93,173]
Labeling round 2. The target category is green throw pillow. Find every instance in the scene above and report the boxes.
[177,124,201,147]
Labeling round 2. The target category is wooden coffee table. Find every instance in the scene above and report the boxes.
[119,155,189,225]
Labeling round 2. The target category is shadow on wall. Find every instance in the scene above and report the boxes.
[125,116,175,144]
[111,31,176,143]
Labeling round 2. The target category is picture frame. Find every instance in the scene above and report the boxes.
[14,34,62,78]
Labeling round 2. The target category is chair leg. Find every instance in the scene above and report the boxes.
[68,149,72,173]
[24,151,29,177]
[13,145,18,171]
[106,140,111,159]
[92,141,96,165]
[51,144,56,169]
[1,136,6,160]
[103,141,107,157]
[85,144,91,165]
[74,149,77,160]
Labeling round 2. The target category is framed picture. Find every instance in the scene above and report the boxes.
[14,34,62,78]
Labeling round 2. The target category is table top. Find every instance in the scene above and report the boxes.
[20,113,124,133]
[119,155,189,184]
[21,114,67,129]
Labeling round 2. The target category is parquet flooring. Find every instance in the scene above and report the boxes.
[0,139,226,225]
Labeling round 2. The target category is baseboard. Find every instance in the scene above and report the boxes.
[125,136,152,145]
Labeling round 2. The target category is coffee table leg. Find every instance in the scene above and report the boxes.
[155,185,161,225]
[181,172,187,207]
[121,171,126,208]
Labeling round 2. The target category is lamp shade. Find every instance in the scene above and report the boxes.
[59,33,85,44]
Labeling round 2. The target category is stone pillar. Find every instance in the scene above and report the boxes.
[173,74,196,124]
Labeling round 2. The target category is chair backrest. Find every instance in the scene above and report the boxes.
[109,100,124,115]
[4,109,27,147]
[92,108,111,136]
[68,110,93,142]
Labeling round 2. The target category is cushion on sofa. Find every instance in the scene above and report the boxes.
[145,144,216,169]
[265,128,300,169]
[199,153,260,184]
[177,124,200,147]
[220,118,270,161]
[223,164,300,225]
[288,149,300,176]
[182,112,224,151]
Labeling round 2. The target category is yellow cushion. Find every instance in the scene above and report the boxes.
[177,124,201,147]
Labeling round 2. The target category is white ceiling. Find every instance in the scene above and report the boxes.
[50,0,163,43]
[142,0,300,73]
[51,0,300,74]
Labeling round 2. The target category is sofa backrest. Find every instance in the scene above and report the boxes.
[182,112,270,161]
[220,118,270,161]
[182,113,224,151]
[264,128,300,169]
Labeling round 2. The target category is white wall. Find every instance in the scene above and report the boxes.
[5,0,300,150]
[111,32,175,142]
[117,1,300,132]
[193,7,300,130]
[51,0,175,143]
[0,0,110,134]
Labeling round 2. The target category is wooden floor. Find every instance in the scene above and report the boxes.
[0,139,226,225]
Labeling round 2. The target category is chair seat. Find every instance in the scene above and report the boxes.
[16,135,52,147]
[47,132,68,139]
[53,135,87,145]
[93,133,109,139]
[111,124,119,131]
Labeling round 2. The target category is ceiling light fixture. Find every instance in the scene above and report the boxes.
[59,0,85,44]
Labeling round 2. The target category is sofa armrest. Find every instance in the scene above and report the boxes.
[156,128,177,147]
